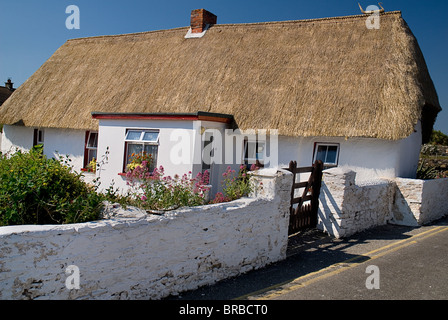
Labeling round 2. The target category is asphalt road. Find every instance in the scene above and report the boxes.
[167,216,448,301]
[252,223,448,300]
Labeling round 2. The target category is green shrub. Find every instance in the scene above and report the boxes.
[429,130,448,146]
[416,162,438,180]
[0,147,104,226]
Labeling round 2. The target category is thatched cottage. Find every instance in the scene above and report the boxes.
[0,9,441,194]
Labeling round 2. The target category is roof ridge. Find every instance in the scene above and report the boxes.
[66,11,402,43]
[217,10,402,28]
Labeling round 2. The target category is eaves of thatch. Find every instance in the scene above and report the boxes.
[0,11,441,142]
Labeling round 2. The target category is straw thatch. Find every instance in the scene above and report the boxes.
[0,11,441,141]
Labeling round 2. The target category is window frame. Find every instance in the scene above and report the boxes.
[313,142,340,167]
[82,131,98,171]
[123,129,160,173]
[33,128,44,147]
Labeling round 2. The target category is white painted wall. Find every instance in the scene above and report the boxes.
[1,125,34,154]
[392,177,448,226]
[396,120,422,178]
[318,166,448,238]
[195,121,238,196]
[318,168,395,238]
[97,119,215,193]
[276,121,422,182]
[0,169,292,300]
[1,125,87,173]
[2,119,423,195]
[42,128,85,172]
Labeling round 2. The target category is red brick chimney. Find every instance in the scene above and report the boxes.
[190,9,217,33]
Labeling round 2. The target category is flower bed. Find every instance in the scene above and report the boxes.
[123,160,257,212]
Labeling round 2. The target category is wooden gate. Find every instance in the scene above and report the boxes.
[285,160,323,235]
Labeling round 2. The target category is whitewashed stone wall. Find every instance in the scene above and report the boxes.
[318,168,448,238]
[392,177,448,226]
[318,168,395,238]
[0,169,292,300]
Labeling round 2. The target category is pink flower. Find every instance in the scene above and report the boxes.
[141,195,147,201]
[250,164,259,171]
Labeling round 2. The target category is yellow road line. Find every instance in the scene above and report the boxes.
[236,225,448,300]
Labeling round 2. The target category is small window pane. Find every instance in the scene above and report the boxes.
[326,146,338,164]
[256,143,265,161]
[87,132,98,148]
[88,149,97,163]
[127,143,143,163]
[244,141,265,165]
[126,143,158,172]
[143,144,158,171]
[315,146,327,163]
[38,130,44,143]
[142,131,159,142]
[126,130,142,141]
[245,142,257,162]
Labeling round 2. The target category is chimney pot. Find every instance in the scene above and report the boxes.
[190,9,217,33]
[5,78,14,91]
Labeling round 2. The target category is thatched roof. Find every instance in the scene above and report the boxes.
[0,11,441,141]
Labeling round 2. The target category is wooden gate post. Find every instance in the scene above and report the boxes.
[288,160,298,216]
[310,160,323,226]
[285,159,324,234]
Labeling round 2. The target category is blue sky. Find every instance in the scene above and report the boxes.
[1,0,447,134]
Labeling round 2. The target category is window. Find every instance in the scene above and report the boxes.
[313,143,339,167]
[82,131,98,171]
[124,129,159,172]
[86,131,98,164]
[33,128,44,147]
[244,140,265,168]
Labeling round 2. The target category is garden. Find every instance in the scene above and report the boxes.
[0,147,256,226]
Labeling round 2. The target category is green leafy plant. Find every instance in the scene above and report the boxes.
[416,162,438,180]
[429,130,448,146]
[0,147,104,226]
